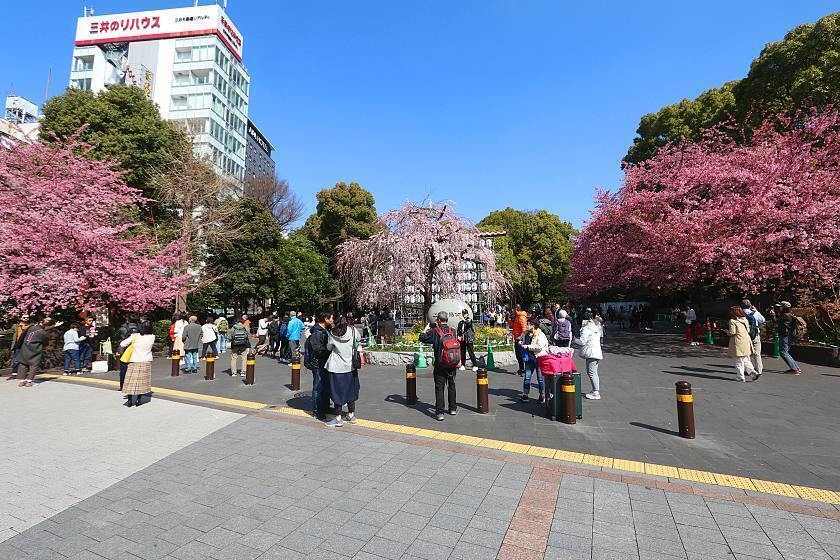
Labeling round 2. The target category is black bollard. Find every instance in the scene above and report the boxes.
[560,373,576,424]
[405,363,417,405]
[205,352,216,380]
[476,368,489,414]
[245,352,255,385]
[675,381,695,439]
[170,350,180,377]
[291,354,301,391]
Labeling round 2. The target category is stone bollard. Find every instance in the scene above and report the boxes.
[560,373,576,424]
[171,350,180,377]
[405,363,417,405]
[476,367,489,414]
[205,352,216,380]
[245,352,255,385]
[675,381,695,439]
[291,354,301,391]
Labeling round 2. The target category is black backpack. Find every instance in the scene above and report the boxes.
[745,313,759,340]
[268,320,279,336]
[230,324,249,347]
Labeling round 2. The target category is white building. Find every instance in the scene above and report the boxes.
[69,5,250,186]
[1,95,41,147]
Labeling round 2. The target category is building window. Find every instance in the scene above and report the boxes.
[71,78,92,90]
[73,56,93,72]
[175,48,192,62]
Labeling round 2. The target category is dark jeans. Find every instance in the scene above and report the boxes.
[201,341,217,357]
[433,366,457,414]
[268,335,279,354]
[312,367,331,415]
[78,342,93,370]
[119,361,129,390]
[460,341,477,367]
[64,349,80,372]
[514,344,525,372]
[11,347,21,374]
[779,335,800,371]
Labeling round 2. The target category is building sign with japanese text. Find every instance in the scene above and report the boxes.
[75,5,243,61]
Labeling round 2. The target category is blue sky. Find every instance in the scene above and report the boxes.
[3,1,837,228]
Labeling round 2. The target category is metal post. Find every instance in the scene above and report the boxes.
[560,373,576,424]
[170,350,180,377]
[773,333,780,358]
[291,354,301,391]
[205,352,215,380]
[476,367,489,414]
[245,352,255,385]
[405,363,417,405]
[675,381,695,439]
[705,319,713,345]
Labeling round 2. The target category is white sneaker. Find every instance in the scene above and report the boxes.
[584,391,601,400]
[472,366,478,372]
[458,366,465,371]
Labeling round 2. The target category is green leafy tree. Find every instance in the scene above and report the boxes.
[625,11,840,165]
[300,182,379,255]
[477,208,576,305]
[274,236,338,311]
[207,198,336,313]
[39,85,184,199]
[625,84,737,165]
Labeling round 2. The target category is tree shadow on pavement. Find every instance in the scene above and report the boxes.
[489,387,544,416]
[672,365,733,375]
[662,370,733,382]
[385,394,439,418]
[630,421,679,437]
[603,331,724,359]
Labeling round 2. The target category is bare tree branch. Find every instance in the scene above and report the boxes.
[244,175,303,232]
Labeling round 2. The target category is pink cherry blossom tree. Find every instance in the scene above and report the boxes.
[567,110,840,306]
[0,136,188,315]
[336,201,509,314]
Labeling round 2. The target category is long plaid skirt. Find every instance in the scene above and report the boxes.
[122,361,152,395]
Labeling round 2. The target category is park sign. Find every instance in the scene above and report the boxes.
[428,298,473,324]
[75,5,244,61]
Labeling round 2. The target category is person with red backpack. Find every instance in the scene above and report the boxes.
[420,311,462,421]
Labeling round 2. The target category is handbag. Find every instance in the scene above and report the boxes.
[120,334,138,364]
[351,329,363,370]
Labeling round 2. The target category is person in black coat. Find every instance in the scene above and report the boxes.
[420,311,458,421]
[306,310,334,418]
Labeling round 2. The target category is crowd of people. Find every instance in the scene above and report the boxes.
[1,296,810,419]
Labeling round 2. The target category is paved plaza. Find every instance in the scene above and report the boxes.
[2,378,840,560]
[49,330,840,491]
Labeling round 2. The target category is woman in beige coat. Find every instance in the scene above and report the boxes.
[728,306,758,382]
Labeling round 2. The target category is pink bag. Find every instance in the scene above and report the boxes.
[537,353,576,374]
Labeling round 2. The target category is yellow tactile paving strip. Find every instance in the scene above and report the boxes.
[37,373,840,506]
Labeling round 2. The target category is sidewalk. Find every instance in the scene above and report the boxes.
[33,330,840,491]
[2,380,840,560]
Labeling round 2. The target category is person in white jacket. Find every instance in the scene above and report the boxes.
[520,319,549,403]
[200,317,218,357]
[579,315,604,400]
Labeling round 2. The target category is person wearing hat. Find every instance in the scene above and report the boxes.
[776,301,802,375]
[741,299,765,379]
[420,311,459,421]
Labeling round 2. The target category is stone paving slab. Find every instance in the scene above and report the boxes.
[2,382,840,560]
[50,330,840,490]
[0,380,242,544]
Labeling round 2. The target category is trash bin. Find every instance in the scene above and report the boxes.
[544,373,561,420]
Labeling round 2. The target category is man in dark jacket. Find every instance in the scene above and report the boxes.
[420,311,458,421]
[776,301,802,375]
[17,317,62,386]
[306,310,334,418]
[77,317,96,373]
